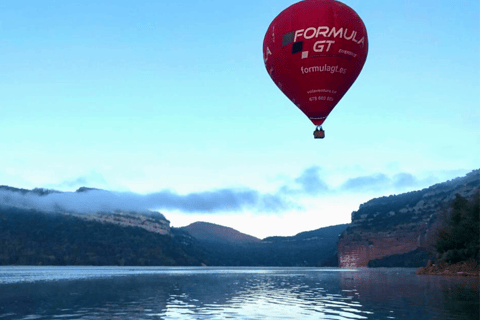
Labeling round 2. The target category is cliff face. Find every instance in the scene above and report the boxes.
[338,170,480,268]
[72,211,170,235]
[0,185,171,236]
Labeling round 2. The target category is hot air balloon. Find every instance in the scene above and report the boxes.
[263,0,368,139]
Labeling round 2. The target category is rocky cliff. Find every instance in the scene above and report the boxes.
[71,211,170,235]
[338,170,480,268]
[0,185,171,236]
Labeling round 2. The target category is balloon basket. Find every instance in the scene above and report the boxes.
[314,128,325,139]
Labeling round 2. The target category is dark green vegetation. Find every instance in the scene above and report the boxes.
[435,194,479,264]
[0,204,346,267]
[186,224,348,267]
[0,206,206,266]
[181,222,260,243]
[339,170,479,269]
[416,194,479,276]
[350,170,480,231]
[0,184,349,267]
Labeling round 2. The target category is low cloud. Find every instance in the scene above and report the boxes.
[1,167,466,215]
[278,167,426,195]
[0,166,328,215]
[0,186,299,215]
[340,173,390,192]
[392,172,418,188]
[338,172,438,192]
[278,166,330,196]
[141,188,298,213]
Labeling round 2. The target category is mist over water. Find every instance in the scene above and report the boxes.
[0,267,478,320]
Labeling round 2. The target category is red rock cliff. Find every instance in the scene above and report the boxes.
[338,170,480,268]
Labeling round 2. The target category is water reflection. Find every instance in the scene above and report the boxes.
[339,268,480,320]
[0,267,478,320]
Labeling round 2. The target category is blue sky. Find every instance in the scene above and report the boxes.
[1,0,478,238]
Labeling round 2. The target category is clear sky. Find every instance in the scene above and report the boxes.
[1,0,479,238]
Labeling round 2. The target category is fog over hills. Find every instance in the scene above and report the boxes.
[0,183,295,215]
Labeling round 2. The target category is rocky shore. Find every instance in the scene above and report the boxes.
[416,260,479,277]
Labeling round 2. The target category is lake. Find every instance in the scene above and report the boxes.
[0,266,478,319]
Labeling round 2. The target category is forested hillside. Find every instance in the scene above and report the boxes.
[0,202,347,267]
[0,206,206,266]
[187,224,348,267]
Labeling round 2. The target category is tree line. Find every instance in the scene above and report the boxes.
[435,194,479,263]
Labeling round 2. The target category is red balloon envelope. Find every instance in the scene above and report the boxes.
[263,0,368,127]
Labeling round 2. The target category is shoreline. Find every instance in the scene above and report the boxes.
[416,260,479,277]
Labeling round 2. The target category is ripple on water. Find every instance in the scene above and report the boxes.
[1,267,478,320]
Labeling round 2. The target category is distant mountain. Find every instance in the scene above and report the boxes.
[181,222,261,244]
[260,224,349,267]
[264,224,348,243]
[179,222,348,267]
[75,187,101,193]
[0,184,346,266]
[338,169,480,268]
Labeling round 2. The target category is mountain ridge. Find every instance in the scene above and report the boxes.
[2,169,478,267]
[181,221,261,244]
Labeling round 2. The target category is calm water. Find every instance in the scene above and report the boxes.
[0,267,478,320]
